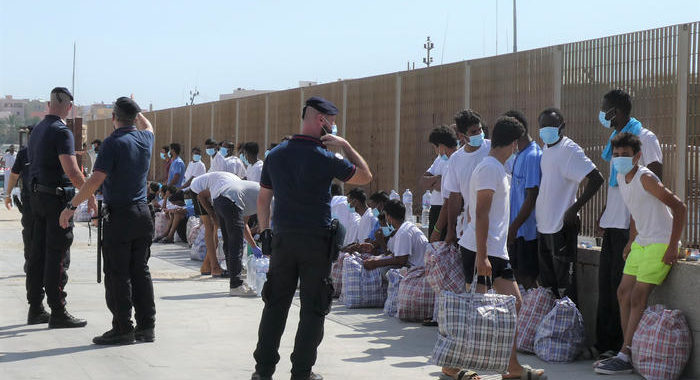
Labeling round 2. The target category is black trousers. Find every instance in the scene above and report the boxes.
[428,204,442,236]
[29,192,72,311]
[537,219,580,304]
[213,196,244,288]
[103,203,156,332]
[254,229,333,379]
[20,193,38,302]
[596,228,629,352]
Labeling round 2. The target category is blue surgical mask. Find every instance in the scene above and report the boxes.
[160,152,166,160]
[612,156,635,175]
[239,153,249,166]
[599,110,613,129]
[456,140,461,149]
[440,154,449,161]
[184,199,193,207]
[264,150,270,158]
[167,151,172,158]
[348,205,356,214]
[381,225,395,237]
[206,148,216,156]
[468,132,485,147]
[539,126,561,145]
[192,154,201,162]
[219,147,228,156]
[372,208,380,218]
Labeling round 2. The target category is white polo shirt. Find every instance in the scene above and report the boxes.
[392,221,429,267]
[535,136,596,234]
[600,128,663,229]
[460,156,510,260]
[427,155,448,206]
[190,171,240,200]
[246,160,264,182]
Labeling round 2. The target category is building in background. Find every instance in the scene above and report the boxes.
[219,88,271,100]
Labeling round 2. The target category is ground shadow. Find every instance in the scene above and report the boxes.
[0,327,47,339]
[0,344,110,362]
[151,245,202,271]
[160,292,229,300]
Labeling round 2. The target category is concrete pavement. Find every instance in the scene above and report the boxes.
[0,207,646,380]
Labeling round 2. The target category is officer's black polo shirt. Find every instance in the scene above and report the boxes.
[94,126,154,206]
[27,115,75,187]
[260,134,355,232]
[10,147,30,197]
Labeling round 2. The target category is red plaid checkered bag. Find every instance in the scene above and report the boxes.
[396,266,435,322]
[631,304,692,380]
[425,242,465,294]
[516,287,556,353]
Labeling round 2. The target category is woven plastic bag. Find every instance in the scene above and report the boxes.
[425,242,465,294]
[74,201,92,222]
[397,266,435,322]
[186,216,201,247]
[154,211,169,238]
[631,304,692,380]
[516,287,556,353]
[331,252,351,298]
[341,254,386,308]
[189,227,206,261]
[533,296,585,362]
[431,284,517,372]
[384,268,404,317]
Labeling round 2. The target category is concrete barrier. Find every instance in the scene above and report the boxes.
[576,247,699,378]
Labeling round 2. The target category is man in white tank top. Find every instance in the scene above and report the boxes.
[594,133,686,376]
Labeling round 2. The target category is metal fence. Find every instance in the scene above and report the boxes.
[87,22,700,246]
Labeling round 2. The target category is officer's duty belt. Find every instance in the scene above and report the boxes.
[32,183,72,197]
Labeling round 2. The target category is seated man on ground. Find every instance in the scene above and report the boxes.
[156,185,188,243]
[362,199,428,270]
[594,133,686,375]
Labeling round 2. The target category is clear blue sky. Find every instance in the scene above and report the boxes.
[1,0,699,109]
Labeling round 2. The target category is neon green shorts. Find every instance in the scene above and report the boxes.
[623,242,672,285]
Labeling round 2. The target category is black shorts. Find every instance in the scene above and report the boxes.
[509,237,539,278]
[460,246,515,285]
[192,195,208,216]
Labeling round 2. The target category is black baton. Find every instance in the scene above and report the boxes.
[95,200,103,283]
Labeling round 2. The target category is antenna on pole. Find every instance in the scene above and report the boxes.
[513,0,517,52]
[188,87,200,105]
[422,36,434,67]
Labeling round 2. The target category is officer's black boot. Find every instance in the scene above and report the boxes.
[27,304,50,325]
[92,329,135,345]
[291,372,323,380]
[48,309,87,329]
[134,326,155,342]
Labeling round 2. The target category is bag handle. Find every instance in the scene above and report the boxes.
[470,254,493,294]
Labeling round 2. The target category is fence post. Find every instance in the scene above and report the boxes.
[342,83,348,137]
[464,61,471,109]
[300,88,305,133]
[151,112,158,181]
[553,46,563,108]
[676,24,690,224]
[210,103,215,139]
[169,108,174,144]
[188,106,192,163]
[394,73,402,191]
[235,100,240,147]
[265,95,270,149]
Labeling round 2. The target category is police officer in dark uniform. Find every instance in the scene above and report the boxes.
[252,97,372,380]
[27,87,94,328]
[60,97,156,345]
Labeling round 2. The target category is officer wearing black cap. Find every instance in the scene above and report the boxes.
[27,87,94,328]
[252,97,372,380]
[60,97,156,345]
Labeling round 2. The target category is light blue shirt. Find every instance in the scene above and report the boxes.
[509,141,542,241]
[168,157,186,188]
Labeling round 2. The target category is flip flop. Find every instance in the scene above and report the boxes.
[440,369,479,380]
[518,365,546,380]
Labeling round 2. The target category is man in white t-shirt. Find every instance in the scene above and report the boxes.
[446,116,545,380]
[206,138,227,173]
[221,140,247,178]
[243,142,264,183]
[593,89,664,358]
[181,146,206,190]
[428,125,460,243]
[420,126,456,237]
[347,188,377,244]
[443,110,491,245]
[535,108,604,303]
[363,199,428,269]
[2,145,17,194]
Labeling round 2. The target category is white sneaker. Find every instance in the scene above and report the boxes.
[229,284,257,297]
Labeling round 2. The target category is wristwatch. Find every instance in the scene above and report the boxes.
[66,203,78,211]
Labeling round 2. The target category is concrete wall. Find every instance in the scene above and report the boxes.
[577,247,699,378]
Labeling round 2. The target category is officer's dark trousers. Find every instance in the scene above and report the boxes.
[28,192,72,311]
[254,229,333,379]
[213,196,244,288]
[537,220,579,304]
[596,228,629,352]
[20,193,38,301]
[103,203,156,332]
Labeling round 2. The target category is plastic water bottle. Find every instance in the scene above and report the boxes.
[421,190,431,226]
[389,190,400,201]
[402,189,413,221]
[254,257,270,296]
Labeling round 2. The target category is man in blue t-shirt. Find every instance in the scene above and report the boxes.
[167,143,186,188]
[252,97,372,380]
[61,97,156,346]
[504,110,542,290]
